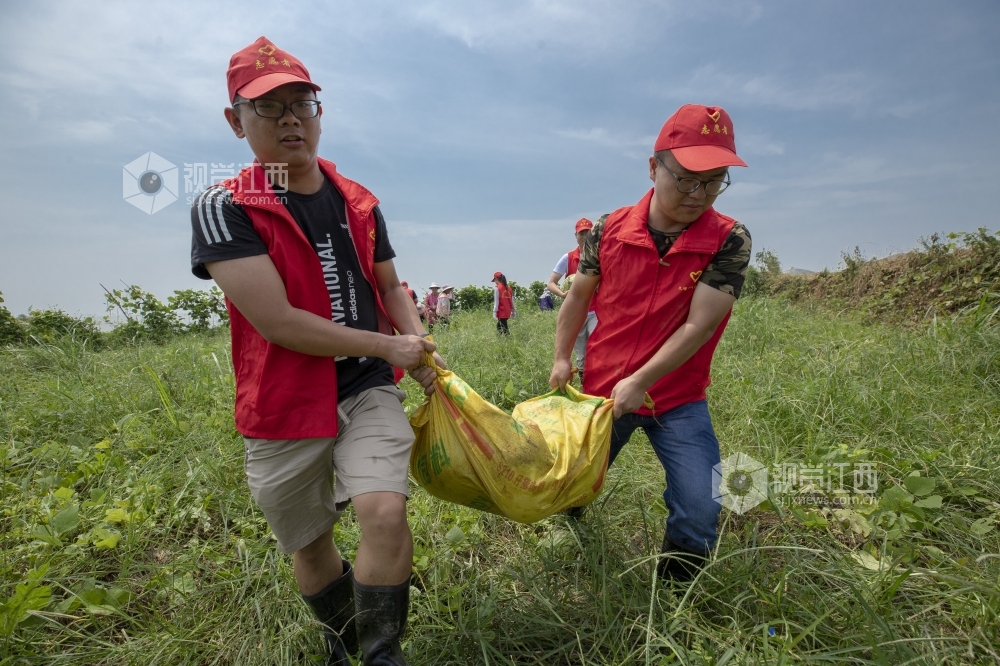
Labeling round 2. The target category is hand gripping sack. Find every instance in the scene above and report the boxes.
[408,354,615,524]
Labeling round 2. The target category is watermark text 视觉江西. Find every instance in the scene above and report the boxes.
[713,453,879,515]
[122,154,289,215]
[182,161,289,204]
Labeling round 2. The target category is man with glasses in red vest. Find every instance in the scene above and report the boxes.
[190,37,438,665]
[549,104,751,583]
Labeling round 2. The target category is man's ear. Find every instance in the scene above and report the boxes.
[648,156,658,183]
[224,107,246,139]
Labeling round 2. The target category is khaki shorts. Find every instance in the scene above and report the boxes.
[244,385,413,554]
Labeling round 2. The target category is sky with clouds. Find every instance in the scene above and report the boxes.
[1,0,998,316]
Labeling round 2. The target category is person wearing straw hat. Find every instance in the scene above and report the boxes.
[436,284,454,326]
[423,283,440,330]
[549,104,752,584]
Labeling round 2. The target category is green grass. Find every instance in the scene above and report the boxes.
[1,300,999,664]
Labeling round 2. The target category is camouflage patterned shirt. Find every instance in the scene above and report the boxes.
[578,213,752,298]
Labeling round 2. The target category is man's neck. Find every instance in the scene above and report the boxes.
[647,197,691,234]
[282,163,325,195]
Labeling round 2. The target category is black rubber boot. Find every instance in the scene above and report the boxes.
[354,579,410,665]
[302,560,359,666]
[656,532,708,583]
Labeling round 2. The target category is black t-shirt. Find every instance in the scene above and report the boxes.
[190,178,397,400]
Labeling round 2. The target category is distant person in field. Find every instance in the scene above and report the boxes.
[539,288,554,311]
[492,272,515,335]
[189,37,442,665]
[423,283,440,330]
[401,280,425,323]
[547,217,597,383]
[549,104,751,583]
[436,284,454,325]
[400,280,417,305]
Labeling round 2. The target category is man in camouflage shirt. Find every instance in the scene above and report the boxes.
[579,214,751,296]
[550,104,750,583]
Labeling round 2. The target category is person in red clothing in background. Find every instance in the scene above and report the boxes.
[189,37,441,665]
[549,104,751,583]
[546,217,596,383]
[492,272,515,335]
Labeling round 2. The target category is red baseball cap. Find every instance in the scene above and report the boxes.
[574,218,593,233]
[227,36,321,103]
[654,104,747,172]
[492,271,503,280]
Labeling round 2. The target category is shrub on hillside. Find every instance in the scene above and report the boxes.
[0,291,23,345]
[771,227,1000,322]
[23,308,103,345]
[454,285,493,311]
[168,287,228,330]
[743,249,782,298]
[105,285,184,343]
[526,280,547,303]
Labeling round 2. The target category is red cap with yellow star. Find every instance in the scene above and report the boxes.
[227,36,320,103]
[654,104,747,171]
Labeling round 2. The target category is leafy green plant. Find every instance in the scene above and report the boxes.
[0,291,23,345]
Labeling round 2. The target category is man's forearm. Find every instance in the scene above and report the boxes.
[629,322,718,390]
[554,291,590,361]
[381,285,424,336]
[267,307,395,358]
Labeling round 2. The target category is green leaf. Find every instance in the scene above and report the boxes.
[503,380,516,399]
[53,487,75,501]
[30,526,62,547]
[1,567,52,636]
[51,505,80,535]
[832,509,872,537]
[970,517,996,536]
[913,495,943,509]
[91,527,121,550]
[880,486,914,511]
[903,476,935,497]
[104,508,129,524]
[445,526,466,546]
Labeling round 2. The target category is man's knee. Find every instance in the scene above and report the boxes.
[354,492,409,541]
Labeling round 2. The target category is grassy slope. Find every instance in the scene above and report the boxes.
[1,302,999,664]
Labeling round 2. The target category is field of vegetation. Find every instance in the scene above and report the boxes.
[2,282,999,664]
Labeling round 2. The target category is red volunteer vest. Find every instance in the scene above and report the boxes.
[222,158,401,439]
[566,247,581,277]
[496,284,514,318]
[583,189,736,416]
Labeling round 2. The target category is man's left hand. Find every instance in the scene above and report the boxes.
[408,352,447,395]
[610,376,646,419]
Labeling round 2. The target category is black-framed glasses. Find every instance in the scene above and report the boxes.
[233,99,321,119]
[656,157,730,195]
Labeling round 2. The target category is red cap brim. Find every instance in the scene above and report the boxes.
[672,144,747,171]
[235,72,321,101]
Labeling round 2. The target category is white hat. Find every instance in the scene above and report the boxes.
[429,282,439,289]
[441,284,453,292]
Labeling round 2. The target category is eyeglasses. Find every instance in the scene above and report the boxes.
[233,99,321,119]
[656,157,730,196]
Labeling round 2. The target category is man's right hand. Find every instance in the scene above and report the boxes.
[382,335,436,370]
[548,357,573,391]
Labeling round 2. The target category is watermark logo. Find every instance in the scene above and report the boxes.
[713,453,769,514]
[713,454,881,514]
[123,152,178,214]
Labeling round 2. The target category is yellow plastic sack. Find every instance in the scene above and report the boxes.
[408,353,615,524]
